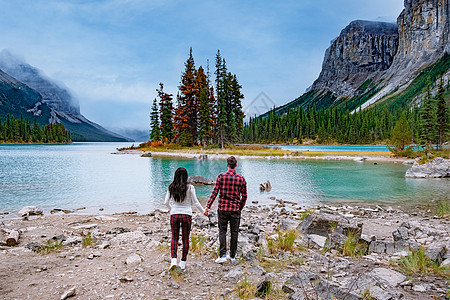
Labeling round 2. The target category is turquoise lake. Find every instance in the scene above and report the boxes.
[0,143,448,216]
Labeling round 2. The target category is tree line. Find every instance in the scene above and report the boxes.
[243,77,449,149]
[0,115,71,143]
[149,49,245,147]
[390,77,449,154]
[243,105,418,145]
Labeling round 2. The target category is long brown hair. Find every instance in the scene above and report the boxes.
[168,167,188,202]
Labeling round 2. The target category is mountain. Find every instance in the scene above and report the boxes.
[267,0,450,116]
[0,50,131,142]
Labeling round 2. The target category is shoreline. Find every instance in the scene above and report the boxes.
[1,202,448,299]
[115,148,411,163]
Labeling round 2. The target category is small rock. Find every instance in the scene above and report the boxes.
[187,176,215,185]
[18,206,43,218]
[99,240,111,249]
[248,264,266,276]
[223,266,244,282]
[26,242,40,252]
[369,286,391,300]
[107,227,131,235]
[60,287,76,300]
[307,234,327,248]
[119,277,134,283]
[441,258,450,267]
[369,268,406,287]
[95,216,118,221]
[168,280,180,289]
[256,280,271,297]
[412,284,428,292]
[125,254,142,266]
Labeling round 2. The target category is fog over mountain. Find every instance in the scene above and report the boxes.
[0,50,131,142]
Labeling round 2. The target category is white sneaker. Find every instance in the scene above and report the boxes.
[215,256,227,264]
[169,258,177,270]
[179,260,186,270]
[227,255,237,264]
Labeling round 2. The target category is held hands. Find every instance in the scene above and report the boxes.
[204,208,210,216]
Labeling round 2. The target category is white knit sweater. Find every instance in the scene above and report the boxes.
[164,184,205,216]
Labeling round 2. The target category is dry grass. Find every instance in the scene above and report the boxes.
[190,231,207,254]
[130,142,392,158]
[38,239,64,255]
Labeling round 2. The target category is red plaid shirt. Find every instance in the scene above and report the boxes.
[206,169,247,211]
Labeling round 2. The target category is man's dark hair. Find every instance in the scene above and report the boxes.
[227,156,237,169]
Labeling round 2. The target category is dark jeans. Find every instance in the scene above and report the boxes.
[218,210,241,258]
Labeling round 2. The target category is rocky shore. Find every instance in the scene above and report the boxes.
[1,201,449,300]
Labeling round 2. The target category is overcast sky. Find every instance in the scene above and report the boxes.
[0,0,404,133]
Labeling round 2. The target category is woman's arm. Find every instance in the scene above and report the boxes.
[164,190,171,210]
[190,185,205,214]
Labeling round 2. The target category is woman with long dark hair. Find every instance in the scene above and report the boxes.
[164,167,205,270]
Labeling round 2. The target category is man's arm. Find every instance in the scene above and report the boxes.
[239,179,247,210]
[204,174,220,216]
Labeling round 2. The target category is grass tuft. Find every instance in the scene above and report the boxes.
[190,231,207,254]
[236,275,257,299]
[82,232,96,247]
[437,201,450,218]
[299,208,315,220]
[395,246,450,279]
[342,231,366,257]
[38,239,64,255]
[267,229,298,254]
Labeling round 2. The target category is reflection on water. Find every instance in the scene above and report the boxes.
[0,143,448,215]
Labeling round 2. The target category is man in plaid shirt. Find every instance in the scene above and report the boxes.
[204,156,247,263]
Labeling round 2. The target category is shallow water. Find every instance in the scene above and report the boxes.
[0,143,448,215]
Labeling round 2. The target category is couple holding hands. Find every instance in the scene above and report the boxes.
[164,156,247,270]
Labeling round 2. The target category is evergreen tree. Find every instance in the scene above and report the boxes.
[198,87,212,147]
[436,77,449,150]
[231,74,245,142]
[157,83,174,143]
[389,112,413,151]
[150,98,161,141]
[175,48,198,143]
[215,50,228,148]
[419,78,437,150]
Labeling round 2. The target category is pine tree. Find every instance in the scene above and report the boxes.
[157,83,174,143]
[419,78,437,150]
[150,98,160,141]
[231,74,245,142]
[390,112,412,151]
[215,50,228,148]
[196,67,212,147]
[175,47,198,143]
[436,77,449,150]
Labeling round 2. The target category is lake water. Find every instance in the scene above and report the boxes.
[0,143,448,216]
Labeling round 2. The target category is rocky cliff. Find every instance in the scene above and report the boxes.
[363,0,450,109]
[310,20,399,97]
[272,0,450,114]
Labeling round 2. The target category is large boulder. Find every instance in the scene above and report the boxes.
[187,176,215,185]
[297,211,362,238]
[405,157,450,178]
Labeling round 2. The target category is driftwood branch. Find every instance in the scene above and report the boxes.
[6,230,20,246]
